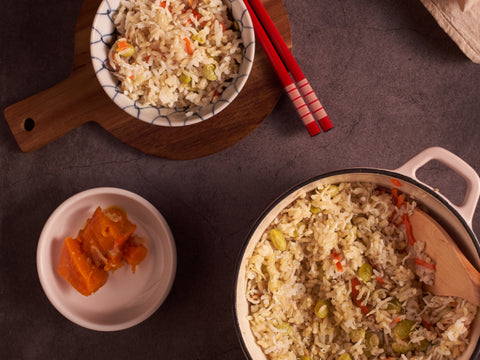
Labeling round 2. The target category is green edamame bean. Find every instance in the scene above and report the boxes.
[270,229,286,251]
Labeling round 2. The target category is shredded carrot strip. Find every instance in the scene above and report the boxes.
[414,258,436,270]
[376,276,384,285]
[403,214,416,245]
[192,9,202,21]
[159,1,171,11]
[390,178,402,187]
[335,262,343,272]
[332,252,344,272]
[184,37,194,55]
[392,317,401,324]
[397,194,405,208]
[388,208,397,223]
[351,278,370,315]
[391,188,398,204]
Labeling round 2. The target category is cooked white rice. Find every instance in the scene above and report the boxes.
[246,182,477,360]
[109,0,243,108]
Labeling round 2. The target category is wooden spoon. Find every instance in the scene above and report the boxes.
[409,208,480,306]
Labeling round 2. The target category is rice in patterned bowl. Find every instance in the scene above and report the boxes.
[90,0,254,126]
[234,151,480,360]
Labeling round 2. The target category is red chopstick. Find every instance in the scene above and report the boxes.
[243,0,321,136]
[245,0,333,132]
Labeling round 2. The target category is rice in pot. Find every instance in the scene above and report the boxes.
[108,0,244,109]
[245,182,478,360]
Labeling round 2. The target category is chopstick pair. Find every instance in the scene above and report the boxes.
[244,0,333,136]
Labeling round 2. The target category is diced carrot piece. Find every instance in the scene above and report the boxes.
[57,237,108,296]
[184,37,194,55]
[116,39,130,52]
[332,251,344,272]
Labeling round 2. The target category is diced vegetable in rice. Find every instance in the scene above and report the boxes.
[245,182,477,360]
[109,0,243,109]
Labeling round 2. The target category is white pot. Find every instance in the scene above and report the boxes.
[234,146,480,360]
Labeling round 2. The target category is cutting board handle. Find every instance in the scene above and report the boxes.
[4,66,101,152]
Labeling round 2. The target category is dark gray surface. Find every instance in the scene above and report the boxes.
[1,0,480,359]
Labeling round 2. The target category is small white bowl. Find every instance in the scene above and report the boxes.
[36,187,177,331]
[90,0,255,127]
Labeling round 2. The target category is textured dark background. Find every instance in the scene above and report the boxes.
[1,0,479,359]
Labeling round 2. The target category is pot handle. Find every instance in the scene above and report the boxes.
[395,146,480,225]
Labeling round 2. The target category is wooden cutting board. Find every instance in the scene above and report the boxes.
[4,0,291,160]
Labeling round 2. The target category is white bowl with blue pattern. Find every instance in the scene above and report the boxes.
[90,0,255,127]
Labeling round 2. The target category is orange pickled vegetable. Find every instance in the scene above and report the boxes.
[57,237,108,296]
[57,206,148,296]
[78,206,136,272]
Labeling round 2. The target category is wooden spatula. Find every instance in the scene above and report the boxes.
[409,208,480,306]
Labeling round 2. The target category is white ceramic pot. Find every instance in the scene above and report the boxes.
[234,146,480,360]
